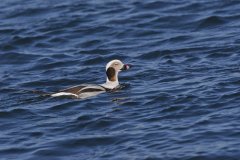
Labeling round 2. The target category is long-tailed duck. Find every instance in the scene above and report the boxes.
[51,59,131,99]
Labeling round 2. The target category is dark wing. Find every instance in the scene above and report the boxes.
[59,85,86,94]
[80,87,106,93]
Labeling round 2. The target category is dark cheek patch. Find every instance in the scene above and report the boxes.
[106,67,116,81]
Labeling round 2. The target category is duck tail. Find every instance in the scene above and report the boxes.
[31,90,52,97]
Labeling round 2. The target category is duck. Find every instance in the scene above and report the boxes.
[51,59,131,99]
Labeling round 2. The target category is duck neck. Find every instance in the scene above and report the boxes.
[102,76,119,89]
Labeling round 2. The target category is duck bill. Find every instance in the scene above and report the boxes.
[121,64,131,71]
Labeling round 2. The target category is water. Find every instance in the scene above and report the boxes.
[1,0,240,159]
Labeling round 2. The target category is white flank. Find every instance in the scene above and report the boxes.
[51,92,78,97]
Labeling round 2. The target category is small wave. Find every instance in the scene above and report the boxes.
[0,147,32,155]
[197,15,227,29]
[5,7,49,19]
[0,52,40,65]
[206,52,232,59]
[56,135,120,148]
[0,108,35,119]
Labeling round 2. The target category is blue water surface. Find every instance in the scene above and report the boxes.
[1,0,240,160]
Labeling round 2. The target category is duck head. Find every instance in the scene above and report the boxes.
[103,59,131,89]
